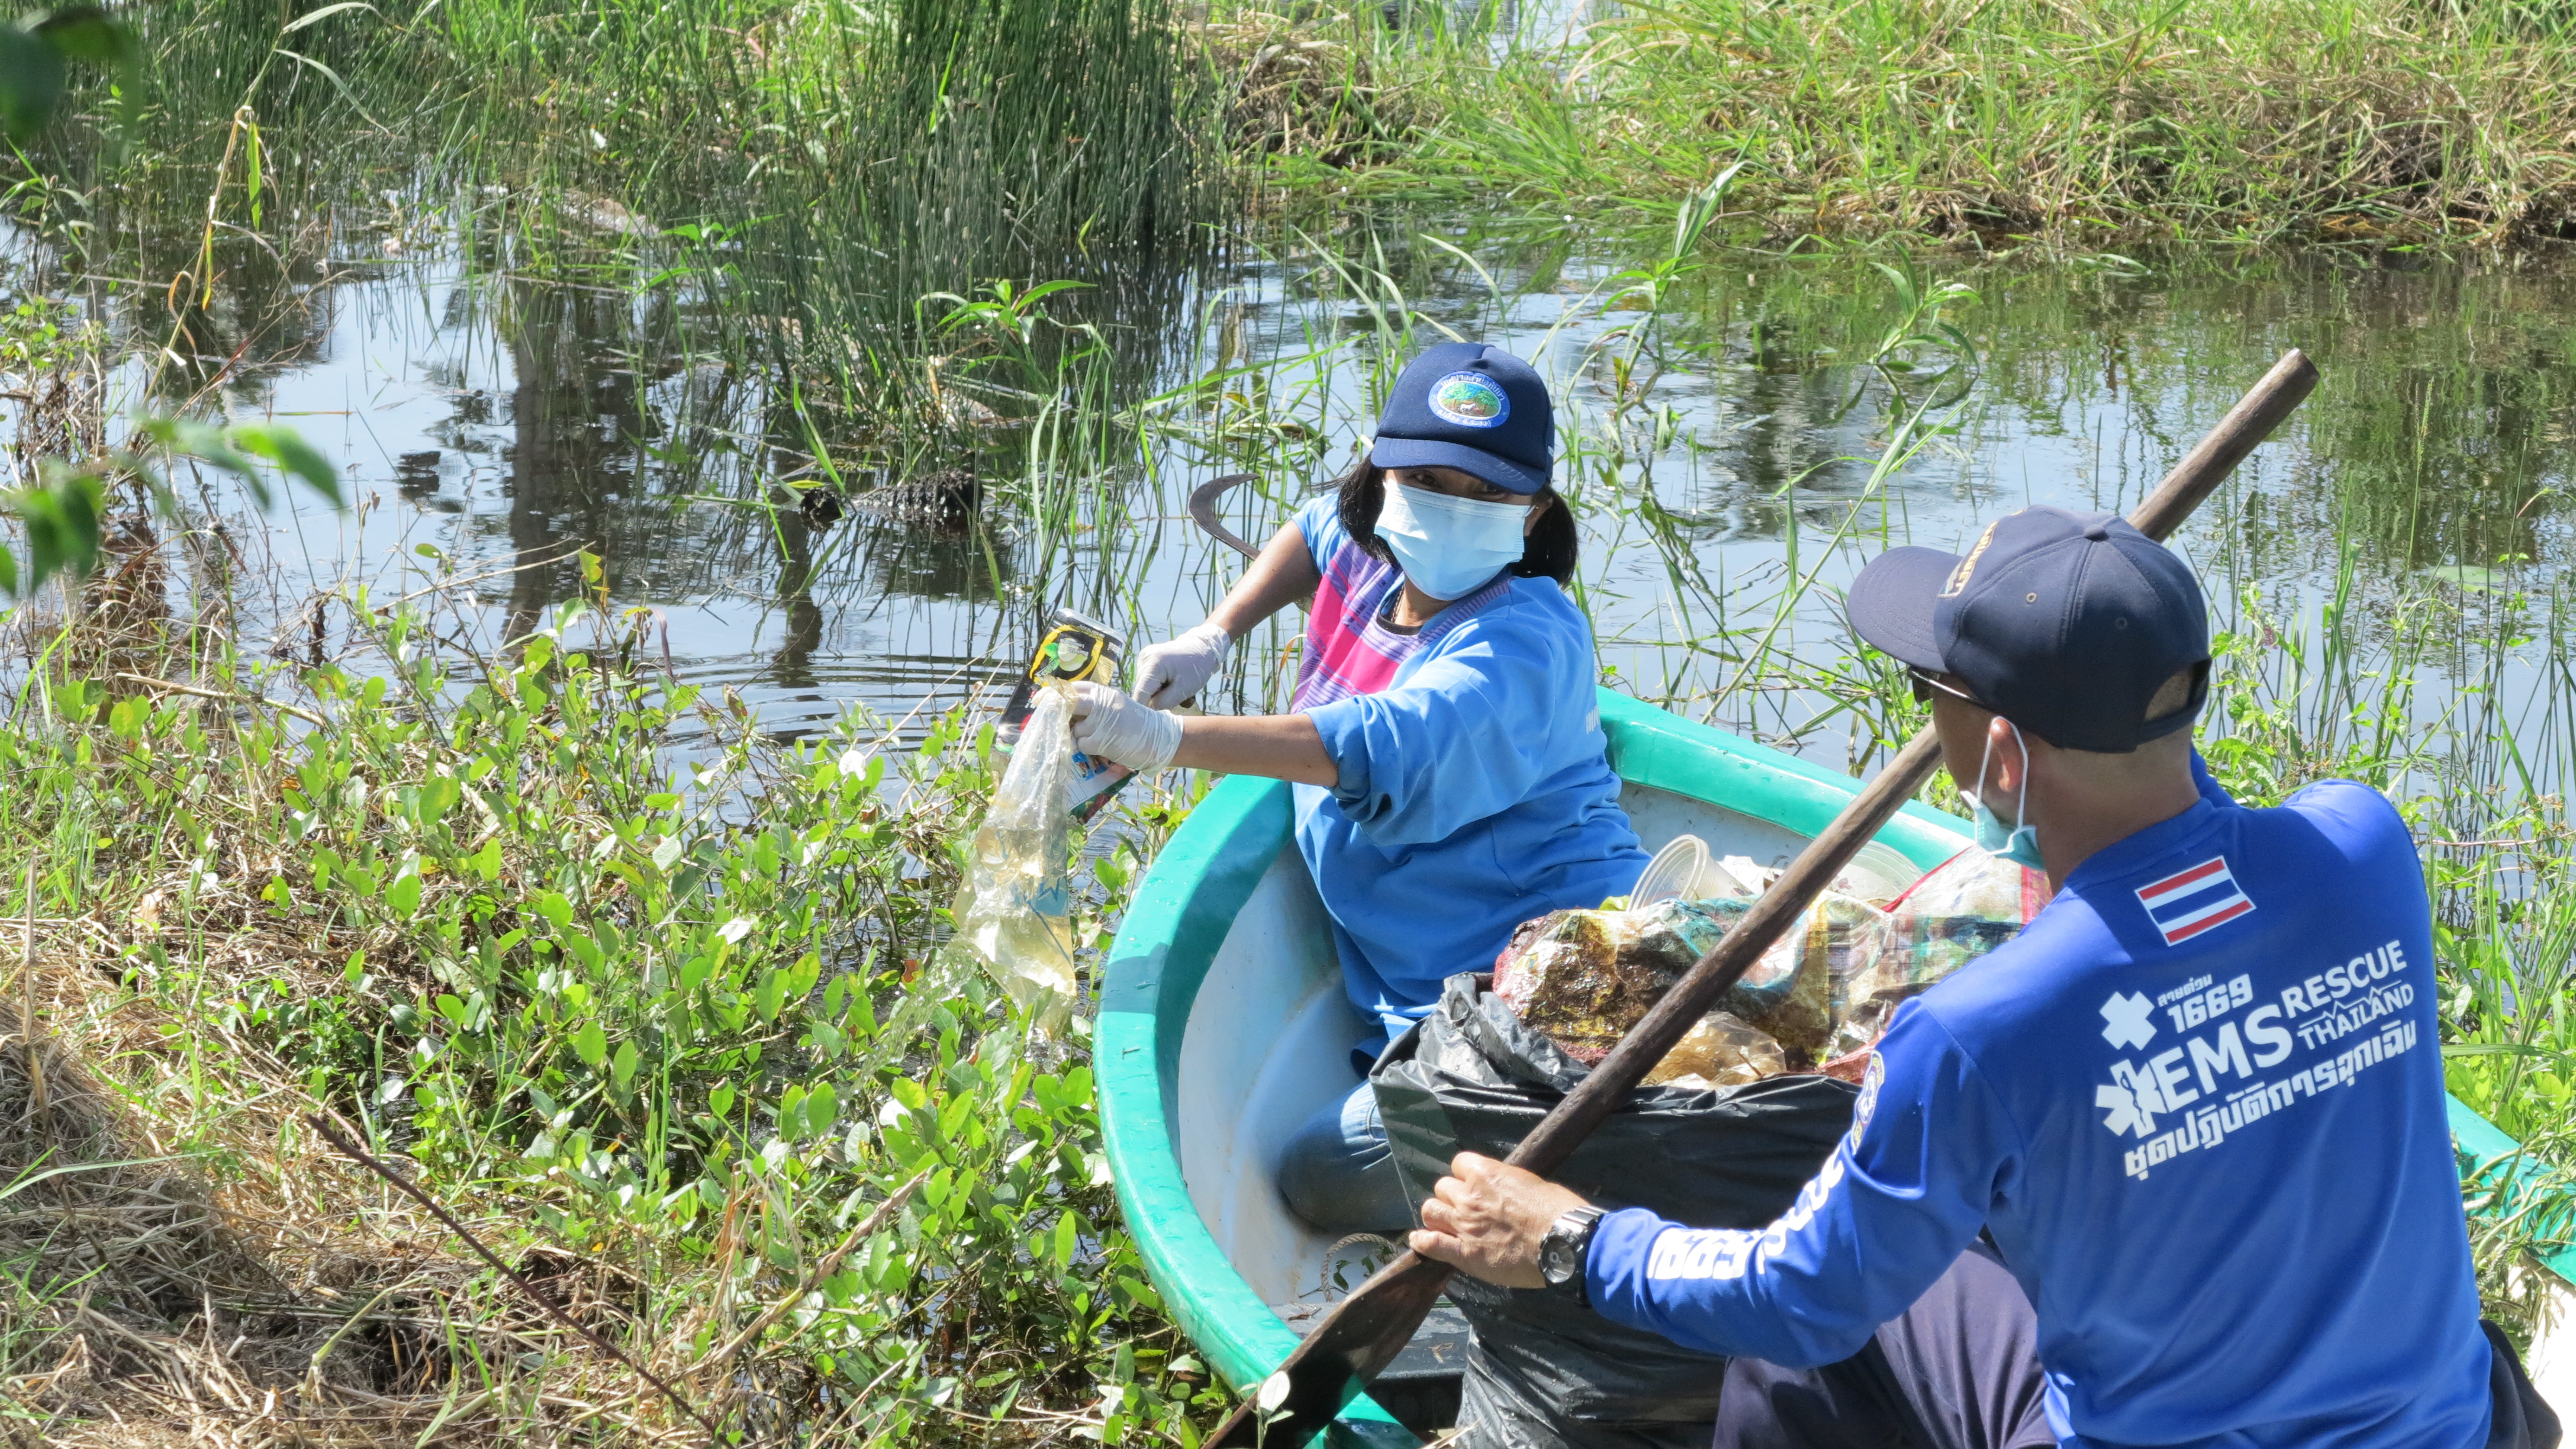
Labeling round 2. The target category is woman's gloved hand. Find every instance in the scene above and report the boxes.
[1068,682,1185,771]
[1129,622,1231,709]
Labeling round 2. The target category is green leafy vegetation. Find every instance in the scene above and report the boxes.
[1213,0,2576,245]
[0,586,1222,1442]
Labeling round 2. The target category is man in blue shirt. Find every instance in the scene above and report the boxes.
[1407,507,2558,1448]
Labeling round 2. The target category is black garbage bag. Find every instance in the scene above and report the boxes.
[1372,974,1858,1449]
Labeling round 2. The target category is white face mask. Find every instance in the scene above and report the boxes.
[1373,481,1529,601]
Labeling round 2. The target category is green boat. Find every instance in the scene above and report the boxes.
[1096,687,2574,1445]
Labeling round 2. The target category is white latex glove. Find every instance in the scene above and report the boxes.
[1130,622,1232,709]
[1068,682,1185,771]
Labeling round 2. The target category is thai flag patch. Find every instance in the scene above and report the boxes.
[2135,856,2255,946]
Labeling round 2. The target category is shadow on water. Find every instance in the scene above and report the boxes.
[489,276,658,645]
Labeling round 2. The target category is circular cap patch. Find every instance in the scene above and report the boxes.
[1849,1052,1884,1147]
[1428,371,1510,428]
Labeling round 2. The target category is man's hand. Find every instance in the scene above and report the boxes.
[1408,1152,1590,1290]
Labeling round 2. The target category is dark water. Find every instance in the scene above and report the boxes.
[14,186,2576,783]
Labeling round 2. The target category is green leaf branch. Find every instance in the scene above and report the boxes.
[1,416,343,600]
[0,7,133,139]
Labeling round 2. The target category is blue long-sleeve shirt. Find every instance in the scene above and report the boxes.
[1586,772,2494,1449]
[1289,496,1647,1041]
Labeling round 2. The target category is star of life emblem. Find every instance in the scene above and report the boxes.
[2097,1058,2172,1139]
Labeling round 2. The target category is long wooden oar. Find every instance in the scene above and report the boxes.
[1208,347,2320,1448]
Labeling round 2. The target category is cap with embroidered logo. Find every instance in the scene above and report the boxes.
[1845,505,2210,752]
[1368,342,1554,494]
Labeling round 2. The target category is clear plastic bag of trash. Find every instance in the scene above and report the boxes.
[1491,897,1742,1064]
[1490,839,2052,1084]
[1824,848,2052,1067]
[1738,893,1885,1060]
[1492,887,1886,1075]
[1641,1009,1785,1088]
[946,686,1080,1033]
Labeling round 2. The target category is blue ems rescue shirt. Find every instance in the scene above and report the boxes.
[1586,769,2494,1449]
[1289,496,1647,1042]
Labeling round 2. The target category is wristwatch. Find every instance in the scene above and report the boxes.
[1538,1206,1606,1304]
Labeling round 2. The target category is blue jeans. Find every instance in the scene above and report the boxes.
[1715,1241,2053,1449]
[1278,1080,1416,1234]
[1714,1245,2557,1449]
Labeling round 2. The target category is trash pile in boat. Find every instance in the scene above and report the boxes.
[1368,836,2049,1449]
[1373,977,1856,1447]
[1493,835,2048,1084]
[1826,835,2052,1066]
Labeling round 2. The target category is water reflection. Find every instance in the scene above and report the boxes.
[22,179,2576,767]
[492,278,651,643]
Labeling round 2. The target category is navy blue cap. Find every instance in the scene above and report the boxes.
[1368,342,1553,494]
[1846,505,2210,752]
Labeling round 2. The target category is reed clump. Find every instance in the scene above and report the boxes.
[52,0,1218,365]
[1232,0,2576,245]
[1208,9,1426,176]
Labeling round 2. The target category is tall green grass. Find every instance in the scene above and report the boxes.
[1219,0,2576,244]
[16,0,1217,419]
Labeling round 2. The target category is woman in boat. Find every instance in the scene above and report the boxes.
[1068,342,1648,1234]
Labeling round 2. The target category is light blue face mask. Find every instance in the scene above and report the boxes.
[1961,720,2045,870]
[1373,479,1528,601]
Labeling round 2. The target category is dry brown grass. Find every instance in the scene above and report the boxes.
[0,918,711,1445]
[1206,8,1424,176]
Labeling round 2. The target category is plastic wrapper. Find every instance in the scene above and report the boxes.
[997,611,1134,822]
[1491,898,1740,1063]
[1371,975,1857,1445]
[945,687,1079,1033]
[1641,1009,1785,1088]
[1824,847,2052,1065]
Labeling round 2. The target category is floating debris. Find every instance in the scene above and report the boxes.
[796,485,846,529]
[859,464,981,530]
